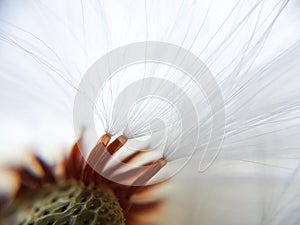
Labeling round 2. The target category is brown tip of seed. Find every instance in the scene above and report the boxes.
[98,133,111,146]
[157,158,167,167]
[107,135,128,155]
[118,135,128,145]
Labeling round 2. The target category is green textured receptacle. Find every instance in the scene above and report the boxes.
[0,180,125,225]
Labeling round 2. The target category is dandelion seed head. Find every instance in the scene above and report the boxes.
[0,0,300,224]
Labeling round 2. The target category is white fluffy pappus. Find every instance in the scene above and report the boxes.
[0,0,300,224]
